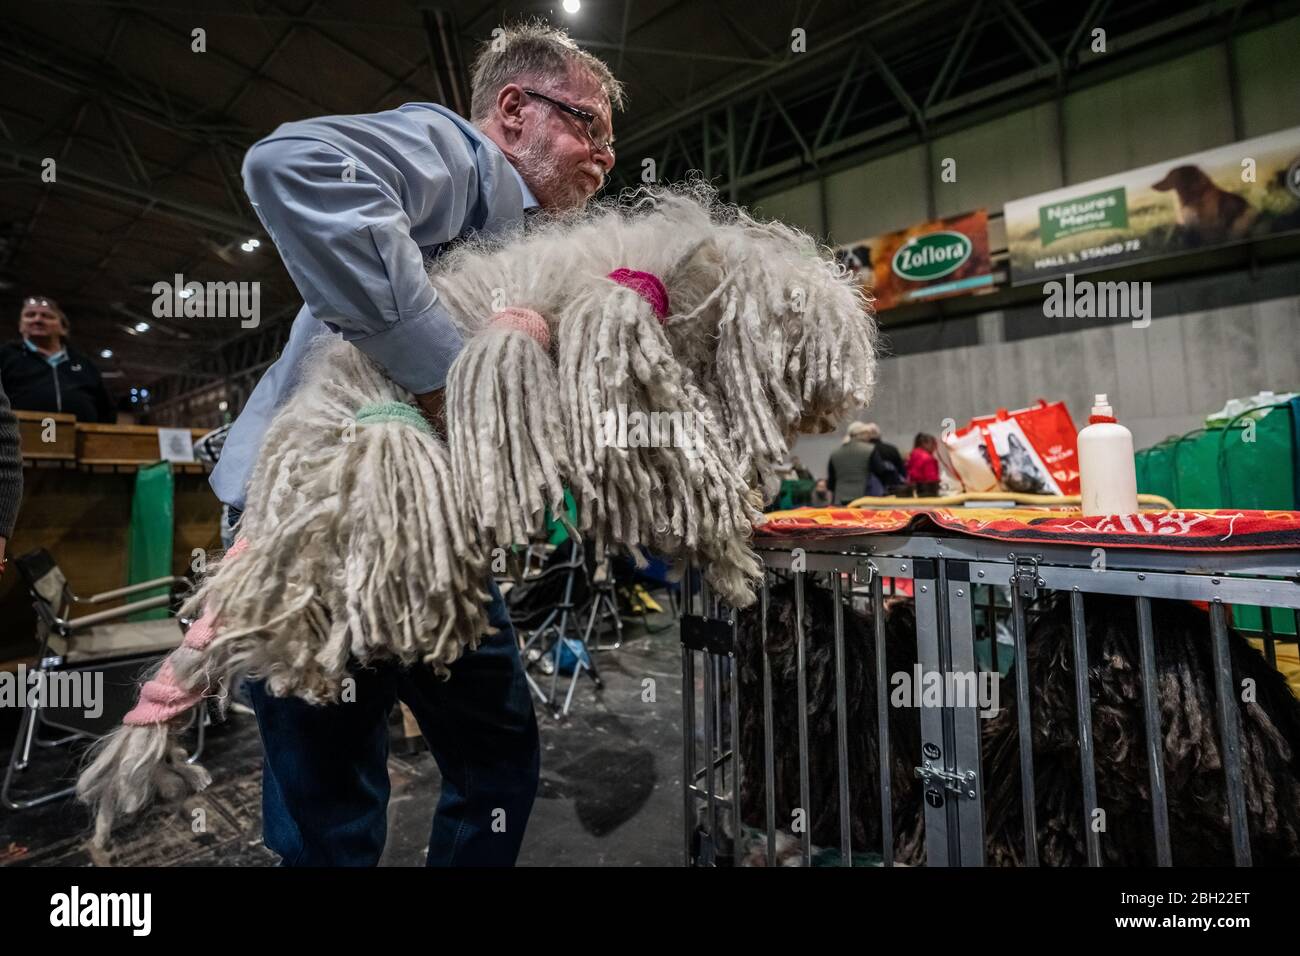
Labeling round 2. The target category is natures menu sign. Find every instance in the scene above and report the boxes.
[835,208,994,310]
[1005,126,1300,285]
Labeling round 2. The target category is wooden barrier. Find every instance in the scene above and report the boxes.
[14,410,76,460]
[0,418,222,666]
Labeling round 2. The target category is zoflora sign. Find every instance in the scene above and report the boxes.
[891,232,972,281]
[834,209,993,311]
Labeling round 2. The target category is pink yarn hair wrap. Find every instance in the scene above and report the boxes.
[608,268,670,322]
[123,538,249,726]
[492,306,550,351]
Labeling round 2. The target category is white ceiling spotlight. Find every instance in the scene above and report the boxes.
[177,287,195,299]
[134,321,151,333]
[100,348,113,359]
[240,238,261,252]
[563,0,580,13]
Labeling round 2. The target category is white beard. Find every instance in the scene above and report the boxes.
[513,128,590,211]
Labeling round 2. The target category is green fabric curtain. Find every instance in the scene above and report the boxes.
[127,461,174,621]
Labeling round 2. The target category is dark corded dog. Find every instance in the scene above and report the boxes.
[734,579,924,861]
[983,593,1300,866]
[734,584,1300,865]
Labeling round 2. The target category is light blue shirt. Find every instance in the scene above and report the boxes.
[24,338,67,366]
[211,103,538,509]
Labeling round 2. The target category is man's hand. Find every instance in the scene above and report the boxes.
[414,388,447,438]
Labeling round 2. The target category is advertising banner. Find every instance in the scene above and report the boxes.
[836,208,994,310]
[1004,127,1300,285]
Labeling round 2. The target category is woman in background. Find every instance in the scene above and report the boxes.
[907,433,941,498]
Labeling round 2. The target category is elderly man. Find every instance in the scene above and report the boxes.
[211,23,623,867]
[827,421,879,504]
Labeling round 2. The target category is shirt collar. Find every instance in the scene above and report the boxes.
[24,338,67,366]
[507,163,540,212]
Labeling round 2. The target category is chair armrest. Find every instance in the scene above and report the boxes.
[517,557,586,586]
[81,577,190,604]
[63,595,176,632]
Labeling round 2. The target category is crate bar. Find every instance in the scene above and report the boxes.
[1262,605,1277,668]
[730,605,742,864]
[756,534,1300,579]
[1134,595,1173,866]
[761,574,777,867]
[913,558,951,865]
[935,558,960,864]
[690,750,733,781]
[1069,590,1103,866]
[985,583,1000,672]
[940,560,969,864]
[794,569,812,865]
[681,561,695,864]
[967,563,1300,609]
[682,615,696,859]
[871,569,894,866]
[700,576,718,861]
[1009,578,1039,866]
[1210,601,1252,866]
[946,562,986,865]
[715,655,725,794]
[832,569,852,864]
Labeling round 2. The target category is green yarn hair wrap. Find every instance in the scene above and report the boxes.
[355,400,433,435]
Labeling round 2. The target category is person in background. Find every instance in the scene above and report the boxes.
[790,455,812,480]
[0,295,115,423]
[863,422,906,493]
[811,477,833,506]
[827,420,881,504]
[907,432,942,498]
[0,374,23,577]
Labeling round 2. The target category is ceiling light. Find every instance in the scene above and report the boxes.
[134,321,150,333]
[100,348,113,359]
[563,0,580,12]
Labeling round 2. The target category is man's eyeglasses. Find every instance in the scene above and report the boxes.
[523,89,615,161]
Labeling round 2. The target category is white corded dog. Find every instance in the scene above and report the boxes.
[76,183,877,846]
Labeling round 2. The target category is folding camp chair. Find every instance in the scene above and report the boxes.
[509,539,603,719]
[584,552,625,652]
[2,549,196,810]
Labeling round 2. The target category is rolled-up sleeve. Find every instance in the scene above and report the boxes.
[241,111,478,393]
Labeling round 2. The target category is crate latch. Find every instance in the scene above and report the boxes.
[1009,553,1042,599]
[915,762,978,800]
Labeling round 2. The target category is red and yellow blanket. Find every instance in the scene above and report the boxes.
[754,507,1300,552]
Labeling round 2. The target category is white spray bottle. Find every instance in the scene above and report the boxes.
[1078,393,1139,516]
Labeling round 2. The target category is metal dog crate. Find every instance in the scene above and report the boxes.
[680,532,1300,866]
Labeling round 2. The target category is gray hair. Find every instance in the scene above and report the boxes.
[469,20,626,125]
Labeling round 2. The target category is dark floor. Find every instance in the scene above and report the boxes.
[0,609,685,867]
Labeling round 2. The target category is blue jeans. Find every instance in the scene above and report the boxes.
[228,510,539,866]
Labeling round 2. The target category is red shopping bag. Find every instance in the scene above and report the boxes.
[943,399,1080,496]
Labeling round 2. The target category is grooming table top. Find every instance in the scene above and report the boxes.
[754,507,1300,553]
